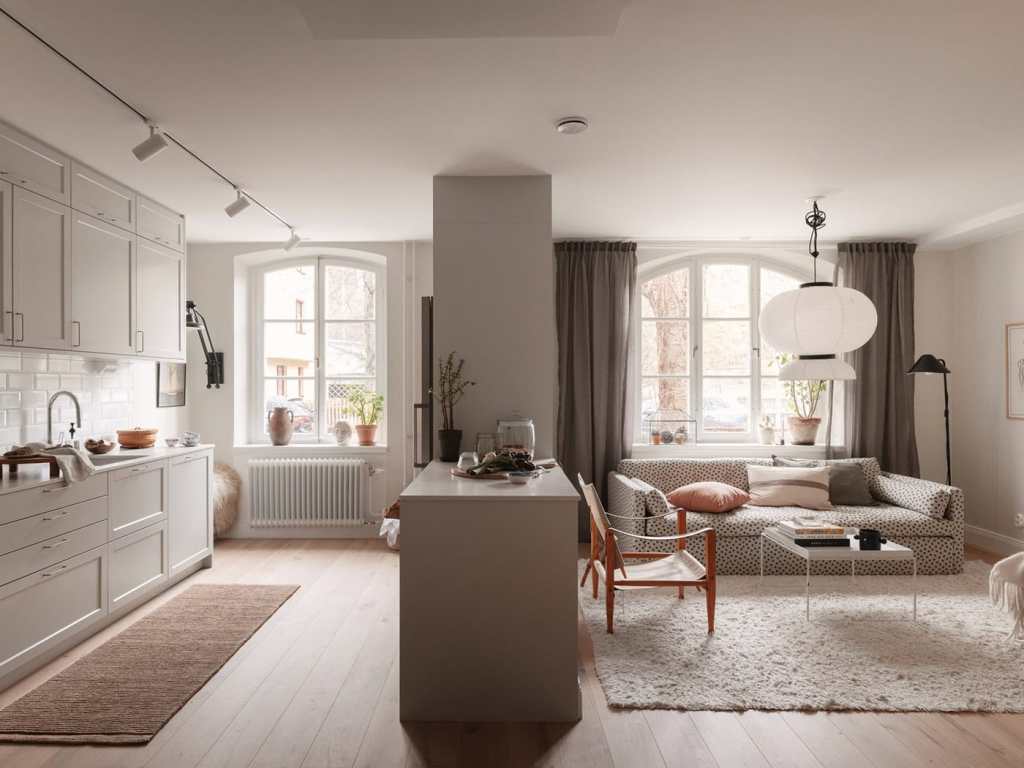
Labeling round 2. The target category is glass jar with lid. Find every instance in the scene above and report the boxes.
[496,416,536,460]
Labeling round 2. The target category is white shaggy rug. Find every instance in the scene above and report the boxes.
[580,561,1024,712]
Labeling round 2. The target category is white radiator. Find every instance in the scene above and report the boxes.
[249,458,371,527]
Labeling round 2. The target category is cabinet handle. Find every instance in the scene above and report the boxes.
[40,565,68,578]
[41,538,69,550]
[41,510,69,519]
[136,329,144,353]
[72,320,81,347]
[15,312,24,342]
[0,170,7,175]
[3,310,11,342]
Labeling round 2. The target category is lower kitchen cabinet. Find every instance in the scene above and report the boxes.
[108,460,168,539]
[169,451,213,575]
[0,545,107,679]
[109,521,168,610]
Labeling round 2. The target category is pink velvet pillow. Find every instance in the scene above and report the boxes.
[667,482,750,513]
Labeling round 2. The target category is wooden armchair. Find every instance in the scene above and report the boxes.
[578,475,716,634]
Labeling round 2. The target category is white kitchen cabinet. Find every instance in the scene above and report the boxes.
[0,545,106,680]
[109,521,167,610]
[136,237,184,359]
[137,195,185,252]
[0,180,11,346]
[11,187,71,350]
[108,460,168,539]
[70,161,135,231]
[71,212,135,355]
[169,450,213,576]
[0,120,71,205]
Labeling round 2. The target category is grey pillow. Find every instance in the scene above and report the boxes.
[772,456,875,506]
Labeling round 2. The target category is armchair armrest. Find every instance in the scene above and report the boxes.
[608,526,714,543]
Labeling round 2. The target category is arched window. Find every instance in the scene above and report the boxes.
[252,255,385,443]
[638,255,807,444]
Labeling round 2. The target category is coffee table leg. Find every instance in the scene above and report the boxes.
[806,559,811,621]
[913,557,917,621]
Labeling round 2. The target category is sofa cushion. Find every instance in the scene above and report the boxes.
[874,475,951,519]
[773,456,876,506]
[668,482,750,513]
[617,458,773,493]
[747,465,833,510]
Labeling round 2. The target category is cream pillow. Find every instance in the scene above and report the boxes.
[747,465,833,510]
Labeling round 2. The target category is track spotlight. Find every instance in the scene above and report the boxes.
[224,189,251,217]
[132,124,169,162]
[283,229,301,251]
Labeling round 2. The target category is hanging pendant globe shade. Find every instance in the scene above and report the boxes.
[759,284,877,355]
[778,356,857,381]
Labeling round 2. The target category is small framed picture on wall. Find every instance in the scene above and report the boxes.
[1007,322,1024,419]
[157,362,186,408]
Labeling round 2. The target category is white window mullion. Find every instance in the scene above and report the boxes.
[693,258,704,442]
[751,260,762,439]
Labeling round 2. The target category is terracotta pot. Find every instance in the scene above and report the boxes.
[267,407,294,446]
[438,429,462,462]
[355,424,378,446]
[786,416,821,446]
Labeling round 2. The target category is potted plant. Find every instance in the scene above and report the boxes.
[348,386,385,446]
[433,351,476,461]
[778,353,827,445]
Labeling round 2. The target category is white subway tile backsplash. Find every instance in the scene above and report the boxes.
[46,357,70,373]
[0,355,20,372]
[21,391,47,408]
[34,374,60,390]
[23,425,44,443]
[60,375,83,390]
[21,356,47,373]
[0,426,19,445]
[0,374,6,390]
[0,392,20,409]
[7,373,33,389]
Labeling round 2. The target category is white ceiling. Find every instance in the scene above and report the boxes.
[0,0,1022,246]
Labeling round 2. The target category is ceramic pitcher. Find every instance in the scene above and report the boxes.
[267,406,294,446]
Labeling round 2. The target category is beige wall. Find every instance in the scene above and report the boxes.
[433,176,556,458]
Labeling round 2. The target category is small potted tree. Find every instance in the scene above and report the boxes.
[778,353,827,445]
[433,351,475,461]
[348,386,385,446]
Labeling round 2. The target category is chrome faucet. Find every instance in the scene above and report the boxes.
[47,390,82,446]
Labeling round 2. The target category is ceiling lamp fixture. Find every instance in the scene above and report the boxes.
[131,124,169,163]
[760,199,878,381]
[283,229,302,252]
[555,116,588,134]
[224,188,252,217]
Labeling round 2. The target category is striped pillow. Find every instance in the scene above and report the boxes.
[746,465,833,510]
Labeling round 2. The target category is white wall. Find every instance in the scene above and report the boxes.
[186,240,431,537]
[433,176,556,457]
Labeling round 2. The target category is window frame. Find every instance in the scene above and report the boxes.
[635,253,808,445]
[250,255,387,445]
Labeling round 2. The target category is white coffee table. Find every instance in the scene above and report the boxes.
[760,527,917,620]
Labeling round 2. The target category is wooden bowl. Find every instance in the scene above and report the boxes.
[116,428,159,449]
[84,439,115,455]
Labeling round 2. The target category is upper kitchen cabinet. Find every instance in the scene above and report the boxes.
[0,181,11,346]
[137,195,185,252]
[11,188,71,351]
[71,212,135,355]
[0,121,71,205]
[71,161,135,232]
[136,237,184,360]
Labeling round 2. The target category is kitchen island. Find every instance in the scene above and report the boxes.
[399,460,581,722]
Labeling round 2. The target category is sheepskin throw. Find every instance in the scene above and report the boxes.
[990,551,1024,640]
[213,462,241,537]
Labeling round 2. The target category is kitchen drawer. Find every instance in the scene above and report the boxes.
[0,494,108,557]
[0,120,70,204]
[70,160,135,230]
[137,195,184,252]
[0,520,107,587]
[0,474,108,527]
[109,521,167,609]
[0,545,106,678]
[109,460,167,539]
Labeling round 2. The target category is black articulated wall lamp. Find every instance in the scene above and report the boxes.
[907,354,951,485]
[185,300,224,389]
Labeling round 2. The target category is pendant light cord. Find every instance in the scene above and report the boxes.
[804,201,826,283]
[0,5,296,233]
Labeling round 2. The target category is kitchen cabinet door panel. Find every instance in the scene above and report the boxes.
[12,188,70,350]
[0,180,11,345]
[137,238,183,359]
[0,121,70,204]
[71,213,135,355]
[169,451,212,575]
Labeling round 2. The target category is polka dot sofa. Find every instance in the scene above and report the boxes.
[607,457,964,575]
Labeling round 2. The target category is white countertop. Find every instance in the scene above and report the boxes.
[0,444,214,496]
[400,460,580,502]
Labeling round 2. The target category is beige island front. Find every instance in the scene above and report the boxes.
[399,460,581,722]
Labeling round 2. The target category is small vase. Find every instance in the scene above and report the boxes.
[334,421,353,446]
[786,416,821,446]
[759,426,775,445]
[355,424,378,446]
[438,429,463,462]
[267,407,294,446]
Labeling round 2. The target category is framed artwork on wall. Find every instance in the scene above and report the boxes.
[157,362,186,408]
[1007,322,1024,419]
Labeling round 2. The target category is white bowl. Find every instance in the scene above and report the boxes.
[164,438,180,448]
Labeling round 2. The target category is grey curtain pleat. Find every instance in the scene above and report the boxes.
[838,242,920,476]
[555,241,638,541]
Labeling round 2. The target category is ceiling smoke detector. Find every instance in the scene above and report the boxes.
[555,116,589,135]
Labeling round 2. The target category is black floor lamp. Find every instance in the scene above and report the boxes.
[908,354,951,485]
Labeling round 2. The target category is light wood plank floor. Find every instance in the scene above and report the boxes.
[1,541,1021,768]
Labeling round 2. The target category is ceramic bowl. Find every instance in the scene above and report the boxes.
[181,432,200,447]
[165,438,180,448]
[507,471,533,485]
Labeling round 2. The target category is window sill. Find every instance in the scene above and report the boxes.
[233,443,389,455]
[630,443,835,459]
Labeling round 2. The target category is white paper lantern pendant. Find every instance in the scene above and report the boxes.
[759,201,878,380]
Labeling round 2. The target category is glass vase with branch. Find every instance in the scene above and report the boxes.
[433,351,476,461]
[778,353,827,445]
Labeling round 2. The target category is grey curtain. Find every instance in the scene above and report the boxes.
[838,242,920,476]
[555,241,638,541]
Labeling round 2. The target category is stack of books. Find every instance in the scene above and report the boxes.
[777,520,850,547]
